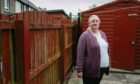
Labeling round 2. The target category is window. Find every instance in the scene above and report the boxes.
[26,6,29,11]
[4,0,9,12]
[15,1,21,13]
[21,4,24,12]
[29,7,32,11]
[24,5,27,11]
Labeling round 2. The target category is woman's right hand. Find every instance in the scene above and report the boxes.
[77,72,83,78]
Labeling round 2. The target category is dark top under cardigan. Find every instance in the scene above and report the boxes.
[76,30,110,78]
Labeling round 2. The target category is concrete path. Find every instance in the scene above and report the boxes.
[66,69,140,84]
[101,73,140,84]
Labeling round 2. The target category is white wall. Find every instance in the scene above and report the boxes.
[15,0,34,13]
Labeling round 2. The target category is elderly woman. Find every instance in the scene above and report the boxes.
[76,15,110,84]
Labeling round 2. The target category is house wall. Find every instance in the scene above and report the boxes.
[9,0,15,13]
[0,0,36,14]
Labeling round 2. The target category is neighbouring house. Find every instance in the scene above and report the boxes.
[0,0,38,14]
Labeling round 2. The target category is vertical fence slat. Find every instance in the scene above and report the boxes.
[47,31,50,60]
[50,31,52,59]
[2,30,11,84]
[24,12,29,22]
[0,30,2,84]
[17,13,24,20]
[38,31,41,66]
[30,31,35,72]
[44,30,47,64]
[60,26,65,83]
[28,12,34,24]
[15,21,30,84]
[41,30,45,64]
[35,31,39,68]
[9,30,16,84]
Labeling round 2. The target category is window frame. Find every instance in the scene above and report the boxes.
[4,0,10,12]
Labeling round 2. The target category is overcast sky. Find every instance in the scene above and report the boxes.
[29,0,115,15]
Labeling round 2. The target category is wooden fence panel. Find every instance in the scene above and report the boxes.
[0,11,74,84]
[38,12,41,24]
[33,11,38,24]
[16,12,24,20]
[0,14,9,21]
[23,12,29,22]
[28,11,34,24]
[29,26,62,84]
[0,21,15,84]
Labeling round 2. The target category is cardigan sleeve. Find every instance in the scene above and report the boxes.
[76,33,86,72]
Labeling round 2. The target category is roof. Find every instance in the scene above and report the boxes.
[18,0,38,10]
[46,9,70,18]
[18,0,28,4]
[81,0,140,14]
[28,1,38,9]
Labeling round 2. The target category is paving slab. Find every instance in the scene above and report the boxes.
[125,74,140,83]
[101,80,127,84]
[101,73,140,84]
[102,73,125,81]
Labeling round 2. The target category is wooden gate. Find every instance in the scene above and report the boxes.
[15,21,63,84]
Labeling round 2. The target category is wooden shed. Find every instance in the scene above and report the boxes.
[46,10,72,25]
[81,0,140,70]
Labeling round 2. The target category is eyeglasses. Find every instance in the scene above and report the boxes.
[91,20,99,23]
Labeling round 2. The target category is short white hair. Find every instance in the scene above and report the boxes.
[88,15,101,24]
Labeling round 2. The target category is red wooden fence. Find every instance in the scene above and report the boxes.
[0,11,74,84]
[0,21,15,84]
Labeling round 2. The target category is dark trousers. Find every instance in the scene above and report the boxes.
[83,68,107,84]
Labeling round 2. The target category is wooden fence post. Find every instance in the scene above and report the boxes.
[60,25,65,83]
[2,30,11,84]
[15,20,30,84]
